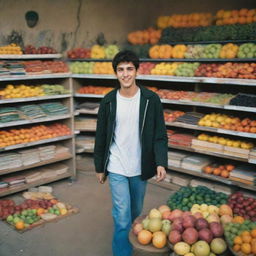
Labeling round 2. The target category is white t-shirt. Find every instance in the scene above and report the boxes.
[107,89,141,176]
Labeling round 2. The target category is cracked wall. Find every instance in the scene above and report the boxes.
[0,0,254,53]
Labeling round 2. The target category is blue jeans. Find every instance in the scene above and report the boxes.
[108,172,147,256]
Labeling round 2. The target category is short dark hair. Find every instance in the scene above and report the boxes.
[112,50,139,73]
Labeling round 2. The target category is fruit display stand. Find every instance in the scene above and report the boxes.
[69,57,256,193]
[129,215,170,256]
[0,71,76,197]
[0,190,79,232]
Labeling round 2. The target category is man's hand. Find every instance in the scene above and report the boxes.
[156,166,166,182]
[96,173,106,184]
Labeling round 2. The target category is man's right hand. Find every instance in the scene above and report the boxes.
[96,173,106,184]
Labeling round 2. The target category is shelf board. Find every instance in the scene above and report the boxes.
[0,135,73,152]
[75,128,96,132]
[71,73,256,86]
[75,109,98,115]
[76,149,94,154]
[74,93,104,98]
[166,122,218,133]
[168,165,256,192]
[140,58,256,62]
[0,114,71,129]
[168,144,250,163]
[0,94,72,104]
[0,172,71,197]
[224,105,256,112]
[72,74,115,79]
[0,54,62,59]
[0,153,72,176]
[148,178,181,191]
[161,99,224,109]
[136,75,256,86]
[166,122,256,138]
[0,73,71,81]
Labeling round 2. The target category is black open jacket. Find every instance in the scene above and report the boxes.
[94,85,168,180]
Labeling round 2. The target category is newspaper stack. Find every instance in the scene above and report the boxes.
[39,145,56,161]
[168,151,189,168]
[181,155,213,172]
[2,174,26,187]
[75,136,95,153]
[0,107,23,123]
[40,102,68,116]
[19,148,41,166]
[19,104,46,119]
[39,163,69,179]
[0,153,22,170]
[55,145,70,155]
[24,170,43,183]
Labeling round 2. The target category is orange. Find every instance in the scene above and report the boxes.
[242,235,252,243]
[233,244,240,252]
[234,236,243,245]
[252,239,256,254]
[37,208,45,216]
[15,221,25,230]
[241,243,251,254]
[233,216,245,224]
[251,229,256,238]
[241,231,251,237]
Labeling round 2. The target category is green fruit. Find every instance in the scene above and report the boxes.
[6,215,14,223]
[54,209,60,215]
[13,217,21,224]
[21,210,28,216]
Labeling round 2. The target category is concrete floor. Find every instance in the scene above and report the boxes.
[0,170,173,256]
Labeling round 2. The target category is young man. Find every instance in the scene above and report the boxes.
[94,50,168,256]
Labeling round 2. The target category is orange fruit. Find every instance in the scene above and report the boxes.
[241,243,251,254]
[252,239,256,254]
[233,216,245,224]
[15,221,25,230]
[233,244,241,252]
[251,229,256,238]
[234,236,243,245]
[241,231,251,237]
[37,208,45,216]
[242,235,252,243]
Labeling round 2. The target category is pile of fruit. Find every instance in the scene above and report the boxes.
[192,93,233,105]
[127,28,161,45]
[0,194,70,230]
[197,133,254,149]
[69,61,94,74]
[203,164,235,178]
[89,44,119,59]
[149,45,173,59]
[195,63,256,79]
[0,123,71,148]
[216,8,256,25]
[137,62,156,75]
[198,113,256,133]
[227,224,256,255]
[0,44,22,55]
[167,186,228,211]
[156,12,213,29]
[184,45,205,59]
[219,43,239,59]
[238,43,256,58]
[24,45,57,54]
[160,23,256,43]
[67,48,91,59]
[174,63,200,77]
[150,62,179,76]
[132,206,171,249]
[228,192,256,222]
[157,90,196,100]
[93,62,114,74]
[164,110,185,122]
[24,61,69,73]
[0,84,68,99]
[202,44,222,59]
[77,86,113,95]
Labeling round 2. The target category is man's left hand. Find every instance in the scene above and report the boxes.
[156,166,166,182]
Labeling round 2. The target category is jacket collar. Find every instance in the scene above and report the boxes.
[104,84,154,103]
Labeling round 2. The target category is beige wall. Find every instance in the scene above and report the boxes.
[0,0,255,53]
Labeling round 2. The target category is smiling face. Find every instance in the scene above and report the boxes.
[115,62,137,90]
